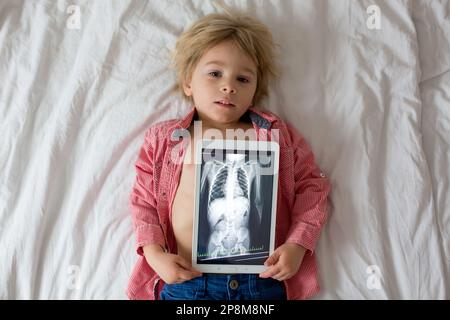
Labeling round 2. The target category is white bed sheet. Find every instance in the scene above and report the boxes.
[0,0,448,299]
[413,0,450,290]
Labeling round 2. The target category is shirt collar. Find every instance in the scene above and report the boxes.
[170,106,276,140]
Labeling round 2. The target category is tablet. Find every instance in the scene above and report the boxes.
[192,139,280,274]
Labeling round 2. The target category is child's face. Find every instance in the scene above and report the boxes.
[183,40,257,127]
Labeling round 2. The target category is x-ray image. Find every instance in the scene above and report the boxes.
[196,147,277,265]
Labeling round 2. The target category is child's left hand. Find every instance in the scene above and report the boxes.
[259,243,307,281]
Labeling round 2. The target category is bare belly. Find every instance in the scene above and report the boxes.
[171,161,195,263]
[170,122,256,263]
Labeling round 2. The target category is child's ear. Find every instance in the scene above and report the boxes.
[183,81,192,97]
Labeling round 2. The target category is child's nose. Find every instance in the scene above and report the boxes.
[221,83,236,94]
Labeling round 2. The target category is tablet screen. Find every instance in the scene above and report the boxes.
[192,140,279,273]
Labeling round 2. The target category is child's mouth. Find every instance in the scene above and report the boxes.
[215,100,235,107]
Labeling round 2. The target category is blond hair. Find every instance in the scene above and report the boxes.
[172,11,278,106]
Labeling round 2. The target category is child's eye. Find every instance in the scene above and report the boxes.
[209,71,221,78]
[237,77,249,83]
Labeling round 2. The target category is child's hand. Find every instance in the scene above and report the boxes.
[259,243,307,281]
[143,245,202,284]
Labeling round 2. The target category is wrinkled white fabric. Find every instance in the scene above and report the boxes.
[0,0,448,299]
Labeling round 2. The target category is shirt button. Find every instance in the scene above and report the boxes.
[229,280,239,290]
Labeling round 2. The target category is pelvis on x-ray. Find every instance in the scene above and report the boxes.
[200,153,264,258]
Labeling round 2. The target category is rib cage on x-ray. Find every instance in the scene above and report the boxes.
[200,153,264,258]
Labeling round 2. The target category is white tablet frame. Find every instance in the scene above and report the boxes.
[192,139,280,274]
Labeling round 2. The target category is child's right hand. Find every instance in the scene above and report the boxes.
[143,244,202,284]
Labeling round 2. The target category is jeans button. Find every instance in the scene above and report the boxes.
[229,280,239,290]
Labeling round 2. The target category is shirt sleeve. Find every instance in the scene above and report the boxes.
[129,127,166,256]
[284,123,331,254]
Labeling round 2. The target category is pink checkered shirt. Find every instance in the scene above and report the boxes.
[126,106,331,300]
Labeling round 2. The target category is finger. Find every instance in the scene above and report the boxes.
[173,278,185,284]
[175,257,202,274]
[177,273,192,281]
[272,271,289,281]
[278,273,294,281]
[259,265,281,278]
[174,262,202,278]
[189,266,203,275]
[268,265,286,280]
[178,269,202,281]
[264,250,281,266]
[175,257,192,269]
[187,269,203,279]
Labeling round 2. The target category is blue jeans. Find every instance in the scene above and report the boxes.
[159,274,286,300]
